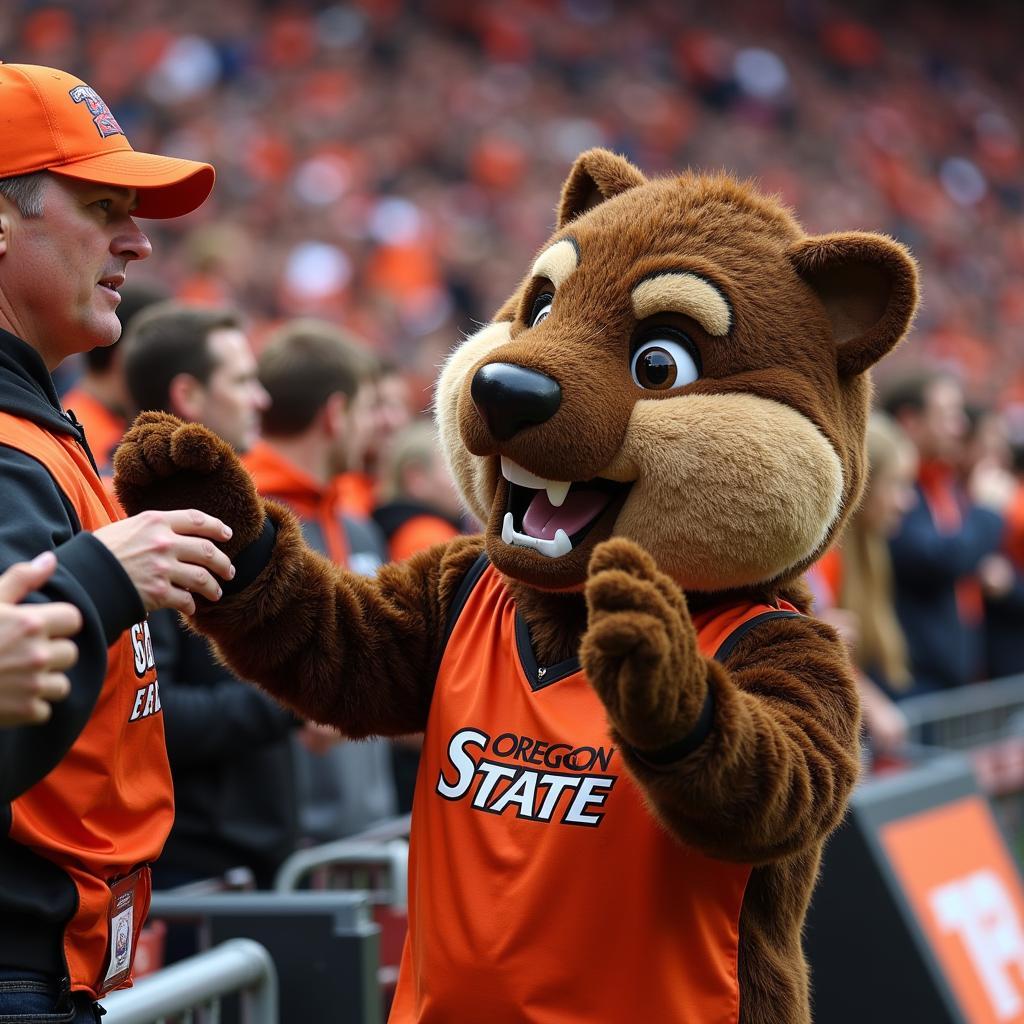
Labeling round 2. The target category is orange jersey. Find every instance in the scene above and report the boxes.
[389,558,798,1023]
[61,387,126,475]
[0,412,172,997]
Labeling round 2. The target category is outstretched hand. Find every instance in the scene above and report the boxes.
[114,412,266,560]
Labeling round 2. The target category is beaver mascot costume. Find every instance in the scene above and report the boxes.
[115,149,918,1024]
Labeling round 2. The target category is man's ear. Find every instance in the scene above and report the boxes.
[788,232,919,377]
[0,209,11,258]
[168,373,204,422]
[557,148,647,227]
[323,391,349,439]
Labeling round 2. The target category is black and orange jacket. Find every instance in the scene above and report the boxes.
[60,386,126,477]
[0,329,172,995]
[372,500,462,563]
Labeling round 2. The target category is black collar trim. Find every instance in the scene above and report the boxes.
[514,611,581,691]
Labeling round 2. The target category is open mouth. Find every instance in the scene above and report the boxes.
[97,273,125,300]
[500,456,631,558]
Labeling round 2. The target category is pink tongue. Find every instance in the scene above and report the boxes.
[522,488,611,541]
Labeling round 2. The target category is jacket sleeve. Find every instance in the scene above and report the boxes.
[889,498,1005,588]
[0,445,144,802]
[149,609,297,767]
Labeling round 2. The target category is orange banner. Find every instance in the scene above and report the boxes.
[881,796,1024,1023]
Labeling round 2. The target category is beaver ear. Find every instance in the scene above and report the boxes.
[789,232,919,377]
[557,149,648,227]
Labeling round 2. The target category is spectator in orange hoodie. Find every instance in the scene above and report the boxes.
[247,319,396,839]
[371,417,468,811]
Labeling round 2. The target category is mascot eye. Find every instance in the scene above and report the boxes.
[630,335,701,391]
[529,292,554,328]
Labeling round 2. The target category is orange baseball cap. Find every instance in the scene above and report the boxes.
[0,62,215,219]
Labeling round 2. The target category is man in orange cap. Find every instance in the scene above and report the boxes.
[0,64,240,1021]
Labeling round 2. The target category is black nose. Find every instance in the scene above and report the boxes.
[471,362,562,441]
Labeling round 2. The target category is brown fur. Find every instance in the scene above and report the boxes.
[115,149,918,1024]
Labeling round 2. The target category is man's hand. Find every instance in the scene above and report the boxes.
[94,509,235,615]
[0,552,83,725]
[969,459,1016,515]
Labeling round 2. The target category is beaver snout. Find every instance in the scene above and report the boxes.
[471,362,562,441]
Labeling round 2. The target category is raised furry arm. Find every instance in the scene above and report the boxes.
[113,410,484,737]
[191,506,484,737]
[621,613,860,864]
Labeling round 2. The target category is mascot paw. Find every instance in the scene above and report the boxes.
[114,412,266,557]
[581,538,701,751]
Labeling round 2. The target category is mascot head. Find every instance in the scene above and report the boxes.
[436,149,918,593]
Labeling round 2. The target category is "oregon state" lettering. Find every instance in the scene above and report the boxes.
[436,728,617,827]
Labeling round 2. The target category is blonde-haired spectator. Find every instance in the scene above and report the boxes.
[811,413,919,753]
[373,418,466,563]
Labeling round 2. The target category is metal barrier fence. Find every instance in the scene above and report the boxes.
[899,673,1024,751]
[272,819,412,1017]
[102,938,277,1024]
[147,890,381,1024]
[274,838,408,909]
[897,674,1024,799]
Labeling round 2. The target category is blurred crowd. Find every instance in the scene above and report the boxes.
[5,0,1024,410]
[809,372,1024,761]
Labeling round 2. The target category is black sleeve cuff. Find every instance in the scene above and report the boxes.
[221,517,277,597]
[627,685,715,771]
[56,531,146,644]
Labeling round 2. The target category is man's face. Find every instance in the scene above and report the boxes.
[0,175,152,367]
[921,378,968,463]
[378,372,413,436]
[190,328,270,453]
[349,373,413,473]
[345,380,384,473]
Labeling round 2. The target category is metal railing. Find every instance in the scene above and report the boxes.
[145,891,381,1024]
[102,938,277,1024]
[900,673,1024,750]
[273,838,408,909]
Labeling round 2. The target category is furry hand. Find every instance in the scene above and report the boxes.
[114,412,266,560]
[580,538,707,753]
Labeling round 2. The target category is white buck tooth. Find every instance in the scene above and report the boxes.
[500,456,571,505]
[500,514,574,559]
[500,456,546,489]
[550,529,572,557]
[546,481,570,508]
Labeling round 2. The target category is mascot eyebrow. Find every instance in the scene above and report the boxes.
[530,238,581,289]
[631,272,732,337]
[530,238,732,338]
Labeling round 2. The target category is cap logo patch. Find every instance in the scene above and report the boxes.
[69,85,123,139]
